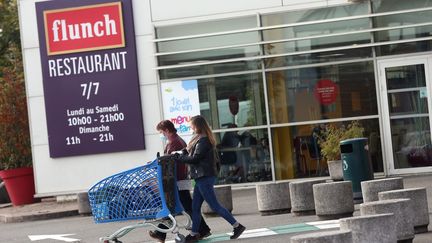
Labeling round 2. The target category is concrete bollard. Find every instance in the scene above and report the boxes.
[339,214,396,243]
[378,187,429,234]
[290,230,352,243]
[360,199,414,242]
[78,192,92,215]
[313,181,354,220]
[202,185,233,215]
[360,177,403,202]
[289,179,326,216]
[256,181,291,216]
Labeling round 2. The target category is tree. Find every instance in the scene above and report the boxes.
[0,0,32,170]
[0,0,21,71]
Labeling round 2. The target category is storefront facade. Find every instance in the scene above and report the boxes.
[20,0,432,196]
[154,0,432,185]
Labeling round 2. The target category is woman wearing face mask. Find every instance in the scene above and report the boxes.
[176,115,246,242]
[149,120,211,242]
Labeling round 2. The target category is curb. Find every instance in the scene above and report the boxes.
[0,209,79,223]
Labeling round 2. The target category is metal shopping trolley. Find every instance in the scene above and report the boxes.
[88,154,191,243]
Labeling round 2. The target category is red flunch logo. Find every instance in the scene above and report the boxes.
[44,2,125,56]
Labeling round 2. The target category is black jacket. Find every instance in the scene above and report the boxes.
[177,136,218,179]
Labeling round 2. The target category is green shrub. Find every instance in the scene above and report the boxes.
[0,44,32,170]
[318,121,364,161]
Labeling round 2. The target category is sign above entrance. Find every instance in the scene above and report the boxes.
[314,79,339,105]
[36,0,145,157]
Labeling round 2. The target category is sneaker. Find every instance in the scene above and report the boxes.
[230,224,246,239]
[149,230,166,242]
[198,229,212,239]
[185,234,200,243]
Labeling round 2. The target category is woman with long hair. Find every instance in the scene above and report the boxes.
[176,115,245,242]
[149,120,211,242]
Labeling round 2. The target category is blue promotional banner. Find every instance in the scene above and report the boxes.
[161,80,200,142]
[36,0,145,157]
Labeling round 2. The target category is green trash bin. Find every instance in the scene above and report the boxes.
[340,137,374,200]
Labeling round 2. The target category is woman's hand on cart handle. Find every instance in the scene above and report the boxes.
[171,149,188,156]
[157,153,177,163]
[181,148,188,155]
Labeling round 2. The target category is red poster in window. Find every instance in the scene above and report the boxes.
[314,79,339,105]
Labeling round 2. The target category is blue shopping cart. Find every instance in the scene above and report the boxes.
[88,154,191,243]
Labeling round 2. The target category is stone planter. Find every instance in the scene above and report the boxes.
[0,167,36,206]
[313,181,354,220]
[202,185,233,215]
[360,177,404,202]
[289,179,326,216]
[327,160,343,181]
[256,181,291,215]
[360,199,414,242]
[339,214,396,243]
[378,187,429,234]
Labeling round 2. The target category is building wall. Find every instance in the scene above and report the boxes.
[18,0,160,196]
[19,0,352,196]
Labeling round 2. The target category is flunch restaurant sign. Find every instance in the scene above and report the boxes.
[36,0,145,157]
[44,2,125,55]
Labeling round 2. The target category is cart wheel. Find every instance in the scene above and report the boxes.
[103,241,109,243]
[175,234,185,243]
[113,239,122,243]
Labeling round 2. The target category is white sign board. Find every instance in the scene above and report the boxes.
[161,80,200,142]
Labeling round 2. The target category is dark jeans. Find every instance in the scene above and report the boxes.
[155,189,210,236]
[192,176,236,233]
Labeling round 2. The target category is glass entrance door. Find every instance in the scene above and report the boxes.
[379,57,432,174]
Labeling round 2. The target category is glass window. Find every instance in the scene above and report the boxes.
[391,117,432,169]
[385,64,428,116]
[266,61,377,124]
[373,0,432,56]
[372,0,432,13]
[261,4,369,27]
[385,64,426,90]
[157,32,260,54]
[263,33,371,55]
[215,128,272,184]
[374,14,432,44]
[385,62,432,168]
[376,40,432,56]
[264,47,372,69]
[388,91,429,115]
[262,19,370,42]
[156,16,257,38]
[272,119,383,180]
[158,60,261,80]
[195,73,266,129]
[261,8,371,68]
[158,45,261,67]
[156,16,261,78]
